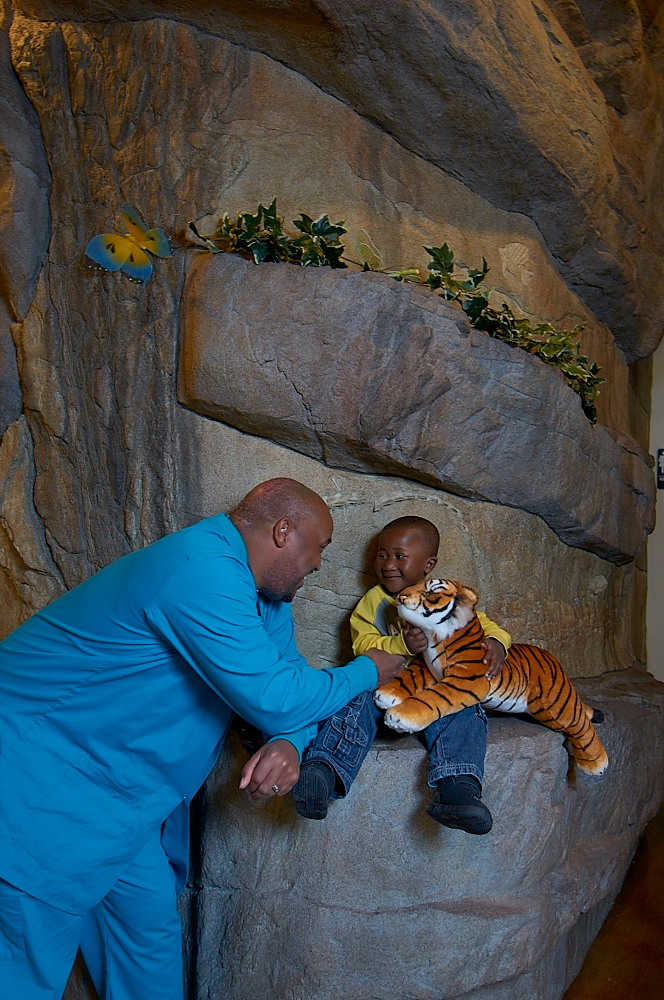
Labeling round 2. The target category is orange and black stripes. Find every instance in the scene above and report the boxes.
[379,587,608,776]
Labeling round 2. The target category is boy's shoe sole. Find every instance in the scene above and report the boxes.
[427,776,493,835]
[292,761,335,820]
[426,800,493,835]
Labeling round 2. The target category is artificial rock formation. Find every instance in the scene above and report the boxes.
[179,253,655,565]
[0,14,50,436]
[181,669,664,1000]
[177,413,641,679]
[0,9,651,632]
[13,0,664,361]
[0,3,661,999]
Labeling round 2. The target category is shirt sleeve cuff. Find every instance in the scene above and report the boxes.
[340,655,378,699]
[267,725,317,762]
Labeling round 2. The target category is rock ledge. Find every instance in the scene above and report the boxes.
[179,254,654,563]
[181,668,664,1000]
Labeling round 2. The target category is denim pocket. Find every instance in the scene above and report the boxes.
[322,715,368,766]
[0,883,24,961]
[474,703,489,729]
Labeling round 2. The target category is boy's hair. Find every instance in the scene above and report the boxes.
[380,516,439,557]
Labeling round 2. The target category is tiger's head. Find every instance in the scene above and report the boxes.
[396,578,478,639]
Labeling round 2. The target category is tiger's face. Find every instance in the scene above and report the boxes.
[397,578,478,633]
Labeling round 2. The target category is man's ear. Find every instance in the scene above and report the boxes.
[272,517,292,549]
[425,556,438,574]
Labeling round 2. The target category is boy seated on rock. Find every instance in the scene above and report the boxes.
[291,516,510,834]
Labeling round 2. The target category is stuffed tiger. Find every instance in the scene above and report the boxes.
[373,578,608,776]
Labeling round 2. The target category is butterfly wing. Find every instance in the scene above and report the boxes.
[121,245,152,282]
[143,227,172,258]
[355,229,383,271]
[122,203,151,244]
[86,233,133,272]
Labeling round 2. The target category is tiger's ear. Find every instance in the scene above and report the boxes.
[454,583,479,606]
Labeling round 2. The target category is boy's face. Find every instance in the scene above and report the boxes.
[374,527,437,594]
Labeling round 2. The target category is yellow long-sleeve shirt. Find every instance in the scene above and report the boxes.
[350,583,511,658]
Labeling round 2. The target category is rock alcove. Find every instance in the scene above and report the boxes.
[0,4,662,1000]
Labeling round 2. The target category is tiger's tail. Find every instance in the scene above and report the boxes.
[512,645,609,776]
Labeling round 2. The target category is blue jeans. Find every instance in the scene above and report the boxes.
[301,690,487,796]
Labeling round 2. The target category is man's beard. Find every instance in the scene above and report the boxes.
[259,553,304,603]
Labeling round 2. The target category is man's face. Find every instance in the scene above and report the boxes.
[260,505,333,603]
[374,528,437,595]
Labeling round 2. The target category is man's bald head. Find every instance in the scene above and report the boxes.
[229,479,333,602]
[230,478,329,532]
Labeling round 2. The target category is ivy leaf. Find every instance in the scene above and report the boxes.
[292,213,314,235]
[463,294,489,323]
[187,221,222,253]
[311,214,346,239]
[425,243,455,274]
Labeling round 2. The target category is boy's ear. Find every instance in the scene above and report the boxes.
[425,556,438,574]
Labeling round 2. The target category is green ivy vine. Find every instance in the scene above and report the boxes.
[189,199,604,424]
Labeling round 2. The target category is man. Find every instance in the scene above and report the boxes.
[0,478,403,1000]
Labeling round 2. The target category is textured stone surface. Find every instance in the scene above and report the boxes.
[13,0,664,361]
[63,955,97,1000]
[0,14,50,434]
[178,411,640,680]
[0,9,648,638]
[0,10,658,995]
[180,668,664,1000]
[179,253,654,564]
[0,416,64,639]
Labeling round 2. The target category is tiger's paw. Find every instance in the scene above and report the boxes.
[373,688,404,710]
[383,708,419,734]
[575,750,609,776]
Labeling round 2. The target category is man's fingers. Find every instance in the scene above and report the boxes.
[241,740,300,802]
[365,649,407,686]
[239,749,261,789]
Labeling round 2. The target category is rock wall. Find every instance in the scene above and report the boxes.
[0,4,661,999]
[12,1,664,360]
[181,670,664,1000]
[178,410,641,679]
[0,6,656,644]
[179,254,654,564]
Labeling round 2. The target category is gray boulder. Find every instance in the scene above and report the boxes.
[179,253,654,564]
[181,668,664,1000]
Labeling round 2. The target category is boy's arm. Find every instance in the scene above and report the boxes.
[351,594,409,657]
[477,610,511,651]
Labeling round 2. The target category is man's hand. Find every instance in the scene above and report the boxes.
[363,648,407,687]
[481,638,506,681]
[239,739,300,802]
[402,624,428,655]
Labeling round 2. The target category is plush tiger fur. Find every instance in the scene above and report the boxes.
[374,579,608,776]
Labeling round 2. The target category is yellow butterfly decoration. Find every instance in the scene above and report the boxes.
[355,229,420,282]
[355,229,383,271]
[86,204,172,282]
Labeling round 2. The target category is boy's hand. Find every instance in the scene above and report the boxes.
[481,638,505,680]
[364,648,407,686]
[402,624,428,655]
[239,739,300,802]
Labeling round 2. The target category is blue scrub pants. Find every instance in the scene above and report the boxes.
[0,829,183,1000]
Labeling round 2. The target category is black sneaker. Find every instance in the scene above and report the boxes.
[292,761,335,820]
[427,775,493,835]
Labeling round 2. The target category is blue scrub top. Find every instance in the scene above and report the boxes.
[0,513,377,914]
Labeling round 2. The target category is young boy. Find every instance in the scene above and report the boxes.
[291,516,511,834]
